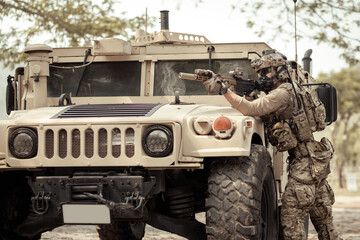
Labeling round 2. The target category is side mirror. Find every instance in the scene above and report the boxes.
[316,83,337,124]
[302,82,337,125]
[6,75,15,115]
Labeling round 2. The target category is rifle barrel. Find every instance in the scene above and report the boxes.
[178,72,198,81]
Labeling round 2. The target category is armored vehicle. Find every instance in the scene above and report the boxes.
[0,11,336,240]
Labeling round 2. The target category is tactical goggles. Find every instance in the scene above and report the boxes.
[258,67,273,76]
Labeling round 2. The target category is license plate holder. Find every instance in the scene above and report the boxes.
[62,204,111,224]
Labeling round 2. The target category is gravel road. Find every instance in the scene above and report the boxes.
[40,196,360,240]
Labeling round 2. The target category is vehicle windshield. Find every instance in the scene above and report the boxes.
[48,59,257,97]
[48,62,141,97]
[154,59,257,96]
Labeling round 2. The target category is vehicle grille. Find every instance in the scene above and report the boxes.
[45,126,136,160]
[54,103,162,118]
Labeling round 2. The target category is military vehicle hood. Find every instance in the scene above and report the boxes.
[5,103,244,125]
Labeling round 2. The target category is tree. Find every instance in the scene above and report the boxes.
[0,0,156,68]
[231,0,360,66]
[317,65,360,188]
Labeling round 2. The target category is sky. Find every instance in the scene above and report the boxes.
[117,0,351,76]
[0,0,355,118]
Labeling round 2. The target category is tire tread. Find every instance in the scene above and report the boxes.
[206,144,273,239]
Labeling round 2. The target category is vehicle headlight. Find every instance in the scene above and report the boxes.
[9,128,38,159]
[142,125,173,157]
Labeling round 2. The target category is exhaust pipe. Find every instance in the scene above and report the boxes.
[160,10,169,30]
[302,49,312,74]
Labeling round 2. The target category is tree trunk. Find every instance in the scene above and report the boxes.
[337,156,345,189]
[330,115,350,189]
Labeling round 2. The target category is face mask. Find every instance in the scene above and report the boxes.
[255,76,274,93]
[255,65,289,93]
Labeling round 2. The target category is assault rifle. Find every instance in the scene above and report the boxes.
[178,68,259,96]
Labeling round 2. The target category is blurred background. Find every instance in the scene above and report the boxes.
[0,0,359,199]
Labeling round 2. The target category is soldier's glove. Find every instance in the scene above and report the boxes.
[202,71,222,95]
[219,82,229,95]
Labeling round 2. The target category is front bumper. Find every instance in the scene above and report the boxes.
[28,174,157,223]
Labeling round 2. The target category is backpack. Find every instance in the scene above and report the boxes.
[288,64,327,141]
[296,85,326,132]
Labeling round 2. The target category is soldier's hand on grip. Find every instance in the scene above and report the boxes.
[201,70,221,95]
[203,76,222,95]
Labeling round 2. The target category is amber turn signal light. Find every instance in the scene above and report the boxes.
[213,116,232,130]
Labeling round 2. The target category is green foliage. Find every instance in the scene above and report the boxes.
[0,0,156,68]
[231,0,360,66]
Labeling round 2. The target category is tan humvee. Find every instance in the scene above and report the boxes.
[0,11,327,240]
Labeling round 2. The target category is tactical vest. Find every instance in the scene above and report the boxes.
[263,76,331,183]
[264,82,327,152]
[262,83,298,152]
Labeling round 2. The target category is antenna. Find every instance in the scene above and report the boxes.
[145,8,148,35]
[293,0,298,62]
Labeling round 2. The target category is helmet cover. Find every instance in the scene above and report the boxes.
[251,52,286,73]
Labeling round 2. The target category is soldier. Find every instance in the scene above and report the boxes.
[203,51,342,240]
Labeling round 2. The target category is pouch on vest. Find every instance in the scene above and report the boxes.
[299,87,326,132]
[292,109,314,142]
[271,121,298,152]
[306,138,332,181]
[311,88,326,131]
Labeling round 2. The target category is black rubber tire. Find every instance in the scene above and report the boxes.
[304,214,309,239]
[206,144,278,240]
[97,221,145,240]
[0,173,41,240]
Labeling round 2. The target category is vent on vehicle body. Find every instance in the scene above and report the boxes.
[45,130,54,158]
[45,127,136,160]
[54,103,162,118]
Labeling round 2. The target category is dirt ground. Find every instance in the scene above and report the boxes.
[41,196,360,240]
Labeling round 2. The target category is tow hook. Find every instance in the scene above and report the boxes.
[31,191,51,215]
[125,192,145,210]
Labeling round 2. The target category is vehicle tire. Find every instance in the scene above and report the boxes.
[97,220,145,240]
[304,214,309,239]
[0,173,40,240]
[206,144,278,240]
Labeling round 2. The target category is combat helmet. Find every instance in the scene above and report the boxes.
[250,50,290,93]
[251,49,291,83]
[251,50,287,74]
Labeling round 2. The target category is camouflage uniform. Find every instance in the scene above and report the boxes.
[281,143,341,240]
[227,54,342,239]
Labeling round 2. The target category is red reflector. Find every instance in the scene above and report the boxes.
[213,116,232,130]
[246,120,253,127]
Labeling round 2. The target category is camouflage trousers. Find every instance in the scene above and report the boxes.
[281,177,342,240]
